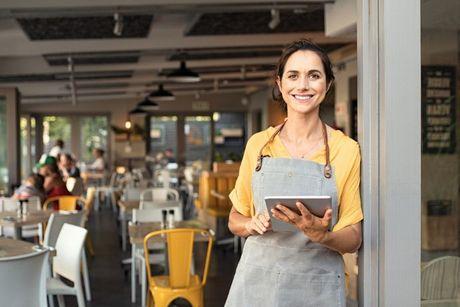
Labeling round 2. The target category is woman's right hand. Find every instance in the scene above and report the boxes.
[244,211,271,235]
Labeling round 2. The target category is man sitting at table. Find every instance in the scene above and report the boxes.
[58,152,81,181]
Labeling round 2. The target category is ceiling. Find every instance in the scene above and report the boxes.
[0,0,355,105]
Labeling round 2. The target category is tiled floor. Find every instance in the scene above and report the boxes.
[63,207,240,307]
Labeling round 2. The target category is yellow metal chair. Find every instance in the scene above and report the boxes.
[144,228,213,307]
[43,195,83,211]
[82,187,96,256]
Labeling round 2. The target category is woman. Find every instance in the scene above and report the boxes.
[225,39,363,306]
[37,156,71,208]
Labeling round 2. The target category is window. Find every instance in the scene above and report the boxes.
[42,116,71,154]
[80,116,108,163]
[185,116,211,165]
[420,0,460,303]
[0,97,7,193]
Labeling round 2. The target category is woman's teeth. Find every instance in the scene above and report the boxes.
[293,94,313,100]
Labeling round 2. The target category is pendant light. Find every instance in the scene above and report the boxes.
[128,106,147,116]
[166,60,201,83]
[138,96,159,110]
[148,84,175,102]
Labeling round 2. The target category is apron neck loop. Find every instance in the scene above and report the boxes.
[322,122,332,179]
[255,119,332,179]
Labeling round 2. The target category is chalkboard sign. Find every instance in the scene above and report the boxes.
[422,66,456,154]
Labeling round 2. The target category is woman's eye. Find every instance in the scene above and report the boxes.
[287,74,297,80]
[309,74,320,80]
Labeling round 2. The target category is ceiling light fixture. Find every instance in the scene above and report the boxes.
[113,13,124,36]
[138,97,159,111]
[67,56,77,106]
[147,84,175,102]
[268,9,280,30]
[166,60,201,83]
[129,106,147,116]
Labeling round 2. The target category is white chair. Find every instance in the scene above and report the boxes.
[421,256,460,305]
[67,177,85,196]
[46,223,88,307]
[139,188,180,210]
[0,248,49,307]
[130,207,183,307]
[43,212,91,303]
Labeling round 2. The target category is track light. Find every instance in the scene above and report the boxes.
[166,61,201,83]
[113,13,123,36]
[148,84,175,102]
[268,9,280,30]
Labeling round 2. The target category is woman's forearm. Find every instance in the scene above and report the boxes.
[228,207,252,238]
[320,223,362,254]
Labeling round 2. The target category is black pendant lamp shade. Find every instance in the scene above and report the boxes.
[166,60,200,83]
[128,106,147,116]
[138,97,159,110]
[148,84,175,102]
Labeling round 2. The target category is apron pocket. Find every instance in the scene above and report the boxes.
[277,271,341,307]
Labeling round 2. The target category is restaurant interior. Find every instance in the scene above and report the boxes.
[3,0,455,306]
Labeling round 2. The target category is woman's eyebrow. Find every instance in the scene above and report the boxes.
[285,69,323,74]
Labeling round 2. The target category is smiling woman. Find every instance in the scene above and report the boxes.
[226,39,363,307]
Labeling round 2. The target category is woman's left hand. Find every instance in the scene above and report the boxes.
[271,201,332,243]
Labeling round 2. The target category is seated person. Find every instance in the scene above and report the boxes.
[13,173,46,204]
[89,148,106,172]
[58,152,81,181]
[37,155,72,209]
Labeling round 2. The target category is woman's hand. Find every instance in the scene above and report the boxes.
[271,201,332,243]
[244,211,272,235]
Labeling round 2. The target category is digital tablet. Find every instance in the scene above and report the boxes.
[264,196,332,232]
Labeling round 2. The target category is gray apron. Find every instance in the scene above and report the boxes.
[225,122,346,307]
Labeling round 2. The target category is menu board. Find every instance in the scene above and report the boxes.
[422,66,456,154]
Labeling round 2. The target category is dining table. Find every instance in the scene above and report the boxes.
[0,237,55,259]
[0,210,53,240]
[117,199,182,251]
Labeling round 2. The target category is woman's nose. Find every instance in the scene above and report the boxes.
[298,75,310,89]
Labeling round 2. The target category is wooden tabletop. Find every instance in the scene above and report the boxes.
[129,219,210,245]
[117,200,139,212]
[0,210,53,227]
[0,237,39,258]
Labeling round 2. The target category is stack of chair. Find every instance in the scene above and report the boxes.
[194,170,238,250]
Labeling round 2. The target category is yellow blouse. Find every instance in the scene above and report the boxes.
[229,126,363,232]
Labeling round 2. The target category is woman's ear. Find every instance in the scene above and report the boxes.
[276,77,282,91]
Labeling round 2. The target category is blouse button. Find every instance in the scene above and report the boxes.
[288,172,292,177]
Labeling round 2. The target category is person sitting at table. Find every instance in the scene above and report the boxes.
[89,148,106,172]
[58,152,81,181]
[48,139,65,158]
[12,173,46,204]
[37,155,72,208]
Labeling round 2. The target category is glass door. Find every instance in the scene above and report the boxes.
[184,116,212,166]
[149,116,178,163]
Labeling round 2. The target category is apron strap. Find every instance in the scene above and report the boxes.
[256,119,332,179]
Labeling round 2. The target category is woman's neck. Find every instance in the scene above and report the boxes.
[282,112,323,144]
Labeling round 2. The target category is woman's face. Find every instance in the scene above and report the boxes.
[276,50,329,116]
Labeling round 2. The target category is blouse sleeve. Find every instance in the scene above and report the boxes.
[229,137,257,217]
[332,143,364,232]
